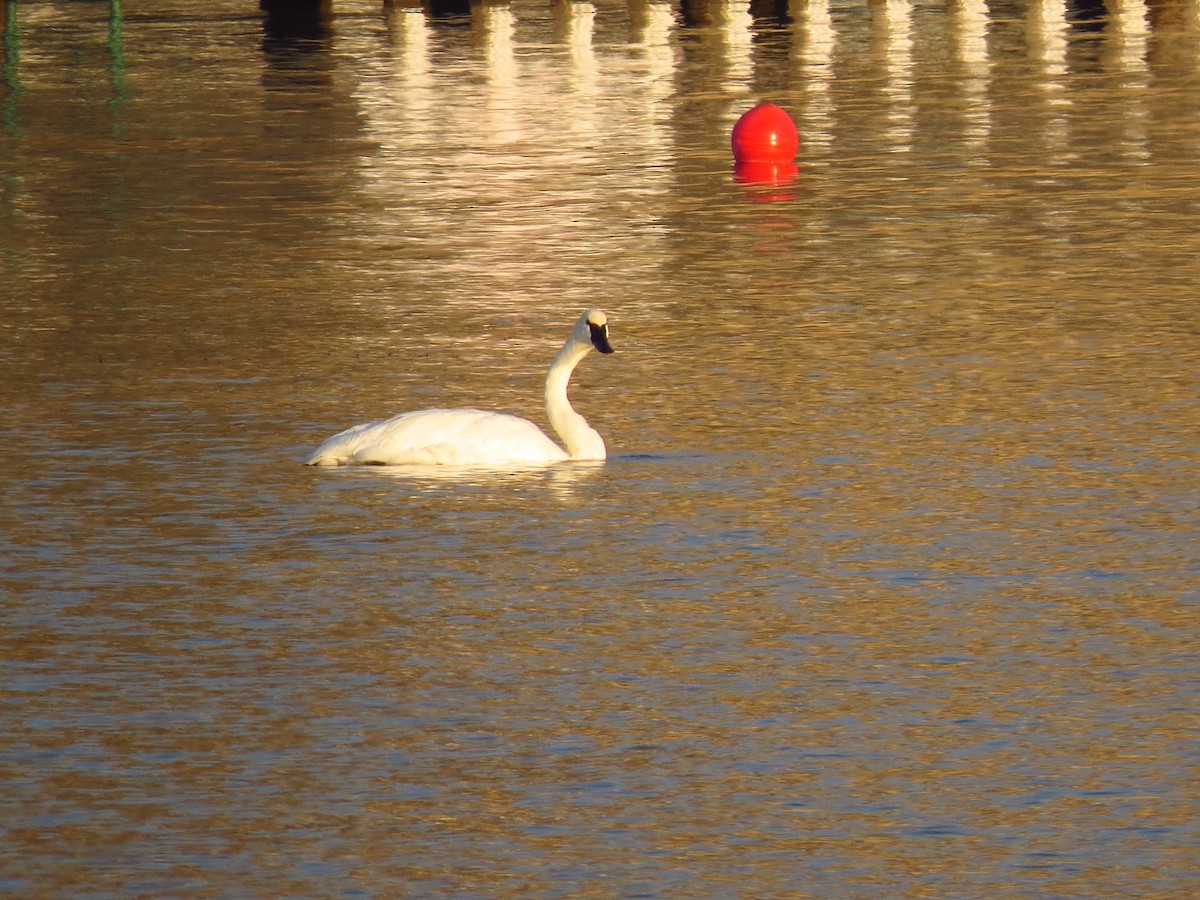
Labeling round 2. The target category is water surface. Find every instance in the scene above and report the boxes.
[2,0,1198,896]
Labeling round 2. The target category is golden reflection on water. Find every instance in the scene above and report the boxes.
[1,0,1199,896]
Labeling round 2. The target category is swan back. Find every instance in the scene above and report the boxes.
[306,408,567,466]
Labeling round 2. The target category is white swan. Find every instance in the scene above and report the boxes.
[305,308,615,467]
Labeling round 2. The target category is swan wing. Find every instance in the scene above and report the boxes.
[305,408,568,467]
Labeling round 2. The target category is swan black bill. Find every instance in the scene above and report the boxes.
[589,322,614,354]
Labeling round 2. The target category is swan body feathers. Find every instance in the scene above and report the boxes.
[306,308,613,467]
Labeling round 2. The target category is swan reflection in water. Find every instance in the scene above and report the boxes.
[337,457,610,500]
[306,309,615,468]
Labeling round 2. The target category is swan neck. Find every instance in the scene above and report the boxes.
[544,338,605,460]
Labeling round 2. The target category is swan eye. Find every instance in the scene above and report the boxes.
[588,320,614,354]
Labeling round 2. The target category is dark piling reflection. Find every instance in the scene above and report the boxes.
[261,0,334,49]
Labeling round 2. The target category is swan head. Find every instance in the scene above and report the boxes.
[577,308,614,355]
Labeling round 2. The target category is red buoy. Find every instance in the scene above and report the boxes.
[731,102,799,165]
